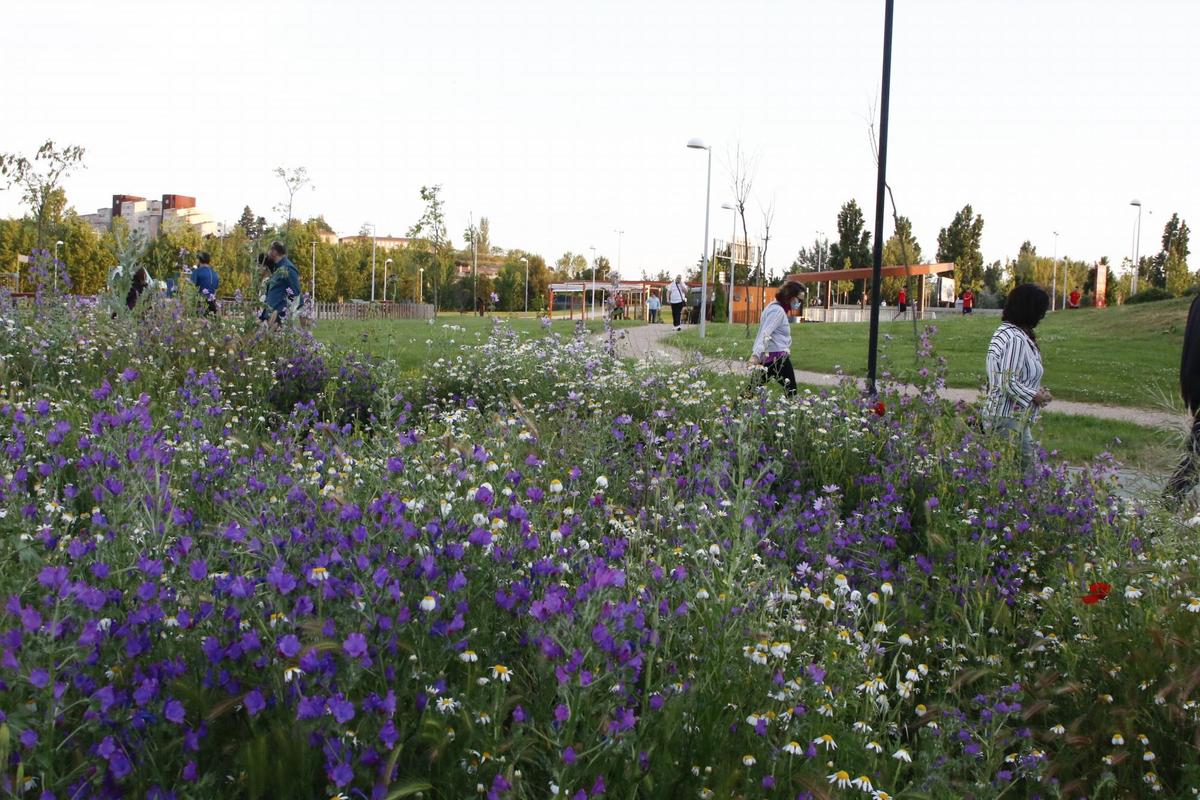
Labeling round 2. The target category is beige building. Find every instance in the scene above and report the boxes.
[338,235,418,250]
[81,194,219,238]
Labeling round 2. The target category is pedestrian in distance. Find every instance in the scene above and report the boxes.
[962,288,974,316]
[1164,292,1200,509]
[892,286,908,320]
[1068,287,1082,309]
[259,241,302,325]
[647,290,661,324]
[667,276,687,331]
[982,283,1052,473]
[748,280,803,397]
[191,251,219,316]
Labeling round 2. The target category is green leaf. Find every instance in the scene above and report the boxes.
[386,779,433,799]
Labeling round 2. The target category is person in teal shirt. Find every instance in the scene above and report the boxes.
[260,241,302,324]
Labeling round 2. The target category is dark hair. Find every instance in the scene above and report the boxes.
[269,241,287,256]
[197,251,210,265]
[774,281,803,306]
[1002,283,1051,339]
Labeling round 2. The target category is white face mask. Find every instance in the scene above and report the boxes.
[791,300,800,310]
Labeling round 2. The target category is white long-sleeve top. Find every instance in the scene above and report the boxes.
[983,322,1044,419]
[666,282,687,304]
[751,302,792,359]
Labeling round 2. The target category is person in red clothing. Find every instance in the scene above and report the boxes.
[1068,287,1082,309]
[892,286,908,320]
[962,289,974,315]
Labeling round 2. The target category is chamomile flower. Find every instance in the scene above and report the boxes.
[1183,597,1200,613]
[310,566,330,582]
[741,754,755,766]
[459,650,479,663]
[892,747,912,763]
[865,741,883,754]
[491,664,512,682]
[420,595,437,612]
[827,771,851,789]
[1111,733,1125,746]
[813,734,837,751]
[852,775,874,792]
[783,741,804,755]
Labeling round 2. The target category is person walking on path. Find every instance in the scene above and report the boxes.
[983,284,1052,472]
[647,290,661,324]
[191,251,219,315]
[892,286,907,320]
[748,281,803,396]
[667,276,687,331]
[962,288,974,315]
[260,241,302,324]
[1164,293,1200,507]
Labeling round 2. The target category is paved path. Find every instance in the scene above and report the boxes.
[607,323,1186,431]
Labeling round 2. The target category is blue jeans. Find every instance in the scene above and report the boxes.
[991,417,1035,472]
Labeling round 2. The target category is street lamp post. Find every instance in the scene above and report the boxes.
[687,138,713,338]
[366,224,378,302]
[1130,200,1143,294]
[310,240,317,300]
[418,267,424,303]
[865,0,896,396]
[589,245,597,319]
[53,240,64,291]
[520,257,530,313]
[721,203,736,324]
[613,229,624,277]
[384,258,393,303]
[1051,232,1059,311]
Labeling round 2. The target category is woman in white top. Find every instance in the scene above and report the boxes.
[666,276,688,330]
[749,281,803,396]
[984,283,1053,470]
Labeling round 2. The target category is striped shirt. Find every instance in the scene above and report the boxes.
[752,302,792,359]
[984,322,1043,420]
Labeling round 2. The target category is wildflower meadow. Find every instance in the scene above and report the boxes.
[2,274,1199,800]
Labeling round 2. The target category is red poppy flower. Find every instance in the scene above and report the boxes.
[1088,582,1111,599]
[1081,593,1101,605]
[874,401,886,417]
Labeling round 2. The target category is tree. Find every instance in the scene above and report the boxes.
[792,237,831,272]
[937,205,985,291]
[828,200,871,302]
[728,143,757,287]
[1012,240,1038,285]
[1154,214,1191,293]
[408,185,451,312]
[554,251,588,280]
[273,166,313,242]
[236,206,268,241]
[0,139,87,248]
[882,216,922,266]
[982,260,1005,295]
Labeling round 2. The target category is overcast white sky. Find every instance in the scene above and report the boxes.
[2,0,1196,276]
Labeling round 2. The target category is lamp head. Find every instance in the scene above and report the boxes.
[686,138,709,150]
[385,258,393,265]
[55,240,64,246]
[1130,199,1142,207]
[721,203,736,211]
[520,257,529,263]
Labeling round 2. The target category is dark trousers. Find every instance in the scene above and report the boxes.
[752,356,797,396]
[1166,412,1200,505]
[670,302,683,327]
[649,308,658,323]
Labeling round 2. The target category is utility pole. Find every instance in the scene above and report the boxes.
[865,0,895,397]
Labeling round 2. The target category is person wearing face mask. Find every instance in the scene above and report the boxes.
[748,281,802,396]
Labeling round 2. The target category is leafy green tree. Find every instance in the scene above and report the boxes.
[791,237,830,272]
[0,140,86,248]
[1012,241,1038,285]
[982,260,1005,295]
[937,205,985,291]
[554,251,589,279]
[880,216,923,301]
[408,186,453,311]
[236,206,268,241]
[828,200,871,301]
[61,215,108,294]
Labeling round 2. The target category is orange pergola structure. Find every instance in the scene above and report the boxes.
[783,262,956,313]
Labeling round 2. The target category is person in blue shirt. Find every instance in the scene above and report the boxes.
[191,251,220,315]
[260,241,302,324]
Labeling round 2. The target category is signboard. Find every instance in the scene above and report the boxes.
[1094,262,1107,307]
[936,276,956,305]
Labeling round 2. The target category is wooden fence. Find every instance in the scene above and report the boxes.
[217,300,435,321]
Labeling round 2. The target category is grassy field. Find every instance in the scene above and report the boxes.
[670,299,1193,410]
[314,315,640,375]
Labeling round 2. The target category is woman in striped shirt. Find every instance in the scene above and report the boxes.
[984,284,1053,470]
[749,281,803,396]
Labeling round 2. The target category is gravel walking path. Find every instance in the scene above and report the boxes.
[608,323,1186,431]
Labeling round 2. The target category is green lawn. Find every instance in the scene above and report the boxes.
[314,315,640,375]
[670,299,1192,409]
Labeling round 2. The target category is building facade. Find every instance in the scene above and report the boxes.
[81,194,219,238]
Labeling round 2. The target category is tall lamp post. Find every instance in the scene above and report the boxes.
[589,245,597,319]
[384,258,393,302]
[686,137,713,338]
[613,229,624,276]
[721,202,736,323]
[418,267,424,303]
[520,257,530,313]
[53,240,64,291]
[366,224,378,302]
[310,240,317,300]
[1130,199,1143,295]
[865,0,895,396]
[1051,231,1059,311]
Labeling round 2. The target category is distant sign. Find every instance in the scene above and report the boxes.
[936,276,956,304]
[1094,263,1107,307]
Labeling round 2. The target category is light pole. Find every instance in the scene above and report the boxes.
[53,240,64,291]
[384,258,393,302]
[589,245,597,319]
[721,202,736,323]
[366,224,378,302]
[613,229,624,277]
[1051,231,1059,311]
[687,137,713,338]
[520,257,530,313]
[418,267,424,303]
[1130,199,1143,294]
[310,240,317,301]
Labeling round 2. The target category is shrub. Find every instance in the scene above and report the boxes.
[1126,286,1173,304]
